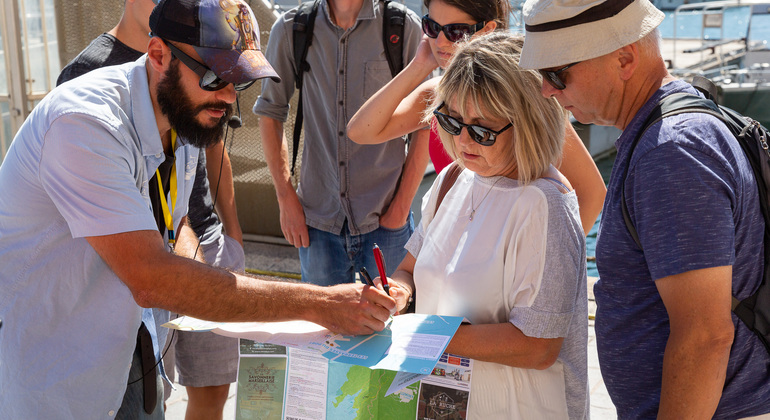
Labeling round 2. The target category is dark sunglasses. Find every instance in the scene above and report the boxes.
[421,15,486,43]
[163,40,255,92]
[539,62,579,90]
[433,103,512,146]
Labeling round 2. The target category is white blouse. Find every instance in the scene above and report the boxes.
[406,167,589,420]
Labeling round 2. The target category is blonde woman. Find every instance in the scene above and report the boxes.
[347,0,605,234]
[386,32,588,419]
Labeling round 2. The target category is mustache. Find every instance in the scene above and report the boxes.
[194,101,234,119]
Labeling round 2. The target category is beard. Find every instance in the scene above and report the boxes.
[156,60,234,149]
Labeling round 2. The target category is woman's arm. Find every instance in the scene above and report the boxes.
[446,323,565,370]
[347,37,439,144]
[558,121,606,234]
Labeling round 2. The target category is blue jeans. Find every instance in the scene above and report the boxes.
[299,214,414,286]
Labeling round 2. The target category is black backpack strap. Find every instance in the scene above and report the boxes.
[291,0,320,176]
[691,75,719,103]
[621,92,722,250]
[382,0,406,78]
[292,1,319,89]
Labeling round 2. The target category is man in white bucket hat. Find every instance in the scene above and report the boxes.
[520,0,770,418]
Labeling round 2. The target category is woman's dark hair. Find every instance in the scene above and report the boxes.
[423,0,511,30]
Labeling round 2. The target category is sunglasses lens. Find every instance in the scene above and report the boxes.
[469,126,494,145]
[444,25,472,43]
[234,79,257,91]
[199,71,227,91]
[539,70,566,90]
[422,16,440,38]
[435,113,462,135]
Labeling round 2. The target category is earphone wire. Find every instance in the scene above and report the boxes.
[127,94,239,386]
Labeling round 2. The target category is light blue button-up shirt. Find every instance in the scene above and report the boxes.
[0,56,197,418]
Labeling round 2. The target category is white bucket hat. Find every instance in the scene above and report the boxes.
[519,0,664,69]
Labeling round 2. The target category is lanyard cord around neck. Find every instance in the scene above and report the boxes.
[156,129,177,251]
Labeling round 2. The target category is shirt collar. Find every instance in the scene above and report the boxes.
[129,55,191,158]
[321,0,378,23]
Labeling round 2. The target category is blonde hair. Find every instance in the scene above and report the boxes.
[425,31,566,184]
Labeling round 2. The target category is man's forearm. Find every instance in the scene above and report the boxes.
[174,217,205,263]
[259,116,296,201]
[386,129,430,221]
[87,229,395,335]
[205,141,242,242]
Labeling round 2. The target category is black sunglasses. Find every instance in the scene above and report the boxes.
[433,103,512,146]
[163,40,255,92]
[539,62,579,90]
[421,15,486,43]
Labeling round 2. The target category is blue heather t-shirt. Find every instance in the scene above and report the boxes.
[594,80,770,419]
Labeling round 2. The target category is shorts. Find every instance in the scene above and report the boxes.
[164,234,244,394]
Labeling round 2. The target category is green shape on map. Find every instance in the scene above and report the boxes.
[329,363,419,419]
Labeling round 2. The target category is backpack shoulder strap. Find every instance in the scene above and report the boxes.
[292,0,319,88]
[290,0,321,176]
[434,162,462,215]
[382,0,406,78]
[621,92,723,250]
[691,75,719,103]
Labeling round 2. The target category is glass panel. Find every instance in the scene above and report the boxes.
[22,0,48,94]
[44,0,59,88]
[1,102,10,165]
[0,25,7,95]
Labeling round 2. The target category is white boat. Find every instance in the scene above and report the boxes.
[668,1,770,126]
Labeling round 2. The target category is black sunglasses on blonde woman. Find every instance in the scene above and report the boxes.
[433,102,512,146]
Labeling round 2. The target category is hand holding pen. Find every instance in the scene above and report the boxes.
[360,266,389,295]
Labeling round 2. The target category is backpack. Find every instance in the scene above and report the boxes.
[290,0,407,175]
[621,75,770,353]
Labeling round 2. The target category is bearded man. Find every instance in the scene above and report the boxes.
[0,1,398,418]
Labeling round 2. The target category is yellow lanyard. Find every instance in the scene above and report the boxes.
[156,129,177,252]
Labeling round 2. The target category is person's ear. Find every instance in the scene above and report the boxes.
[617,43,639,81]
[146,37,171,72]
[480,20,497,34]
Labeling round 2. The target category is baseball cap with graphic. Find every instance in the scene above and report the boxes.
[149,0,280,85]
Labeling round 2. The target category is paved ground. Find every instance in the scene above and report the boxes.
[165,240,617,419]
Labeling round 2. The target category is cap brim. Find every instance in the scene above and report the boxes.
[196,47,281,85]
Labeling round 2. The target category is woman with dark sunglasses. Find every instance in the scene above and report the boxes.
[384,31,589,419]
[347,0,605,235]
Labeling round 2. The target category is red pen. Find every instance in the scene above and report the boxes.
[372,243,390,296]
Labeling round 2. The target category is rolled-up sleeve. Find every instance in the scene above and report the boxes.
[253,14,295,122]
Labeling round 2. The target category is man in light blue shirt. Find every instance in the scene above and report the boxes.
[0,1,398,418]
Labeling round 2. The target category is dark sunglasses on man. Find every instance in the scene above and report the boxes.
[539,62,580,90]
[433,103,512,146]
[421,15,486,43]
[163,40,256,92]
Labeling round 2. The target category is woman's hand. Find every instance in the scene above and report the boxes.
[412,35,440,73]
[385,280,413,315]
